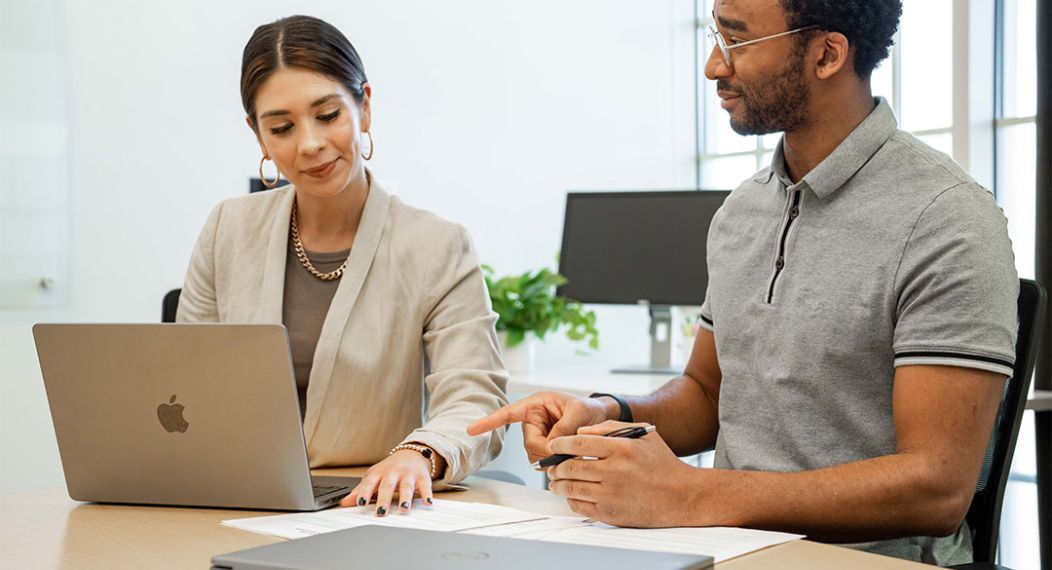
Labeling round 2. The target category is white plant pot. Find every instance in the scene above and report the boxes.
[498,331,535,374]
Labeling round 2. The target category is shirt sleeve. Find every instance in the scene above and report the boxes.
[403,223,510,488]
[698,283,714,333]
[698,205,724,333]
[892,183,1018,376]
[175,201,223,323]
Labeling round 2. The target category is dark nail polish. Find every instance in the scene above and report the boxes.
[401,501,410,509]
[376,506,386,516]
[426,497,434,505]
[357,497,366,507]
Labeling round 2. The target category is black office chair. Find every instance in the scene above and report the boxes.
[951,279,1047,570]
[162,288,181,323]
[159,287,526,486]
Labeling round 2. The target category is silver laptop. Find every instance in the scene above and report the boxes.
[211,525,714,569]
[33,323,358,511]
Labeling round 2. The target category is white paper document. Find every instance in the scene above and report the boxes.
[463,516,803,563]
[221,499,546,540]
[223,501,803,562]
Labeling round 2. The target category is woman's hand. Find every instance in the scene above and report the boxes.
[340,448,445,515]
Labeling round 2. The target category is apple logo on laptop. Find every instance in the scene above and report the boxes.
[157,394,189,433]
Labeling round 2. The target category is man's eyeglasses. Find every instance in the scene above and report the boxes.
[707,23,819,69]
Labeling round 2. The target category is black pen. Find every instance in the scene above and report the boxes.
[531,424,657,470]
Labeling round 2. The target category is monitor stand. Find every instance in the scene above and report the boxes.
[612,305,682,375]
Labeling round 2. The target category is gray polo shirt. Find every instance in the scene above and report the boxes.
[698,98,1018,565]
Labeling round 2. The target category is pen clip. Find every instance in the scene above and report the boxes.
[603,426,639,437]
[602,424,654,438]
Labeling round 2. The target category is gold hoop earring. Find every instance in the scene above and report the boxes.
[362,131,374,161]
[259,156,281,188]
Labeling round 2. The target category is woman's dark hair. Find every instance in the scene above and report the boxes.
[780,0,902,79]
[241,15,368,128]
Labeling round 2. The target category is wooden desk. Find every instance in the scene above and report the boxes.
[0,467,929,569]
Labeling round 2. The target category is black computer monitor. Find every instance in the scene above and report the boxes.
[249,177,291,193]
[557,190,730,306]
[557,190,730,374]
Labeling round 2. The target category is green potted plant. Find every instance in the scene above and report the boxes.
[482,264,599,373]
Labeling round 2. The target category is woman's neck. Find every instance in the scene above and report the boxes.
[293,169,370,253]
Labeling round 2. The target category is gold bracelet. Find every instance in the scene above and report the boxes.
[389,443,437,479]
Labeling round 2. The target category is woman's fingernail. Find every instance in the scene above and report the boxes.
[426,497,434,505]
[357,497,366,506]
[376,506,386,516]
[401,501,410,510]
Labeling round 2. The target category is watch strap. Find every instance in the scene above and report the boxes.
[588,392,633,423]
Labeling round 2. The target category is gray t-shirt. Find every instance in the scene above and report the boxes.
[699,98,1018,565]
[282,239,350,418]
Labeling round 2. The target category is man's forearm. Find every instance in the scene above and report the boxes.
[624,376,720,456]
[685,452,973,542]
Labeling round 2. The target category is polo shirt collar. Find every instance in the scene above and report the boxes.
[755,97,898,199]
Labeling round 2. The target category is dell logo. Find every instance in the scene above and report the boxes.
[441,551,490,561]
[157,394,189,433]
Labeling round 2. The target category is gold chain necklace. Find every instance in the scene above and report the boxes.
[289,171,370,281]
[290,202,349,281]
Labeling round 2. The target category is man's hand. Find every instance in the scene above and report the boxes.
[466,392,614,462]
[546,421,706,528]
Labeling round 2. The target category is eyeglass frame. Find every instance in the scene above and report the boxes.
[707,20,820,69]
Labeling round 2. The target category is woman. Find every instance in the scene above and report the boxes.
[177,15,508,516]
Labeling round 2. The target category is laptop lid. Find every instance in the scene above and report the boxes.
[211,525,714,569]
[33,323,346,511]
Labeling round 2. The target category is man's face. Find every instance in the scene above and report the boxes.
[705,0,812,135]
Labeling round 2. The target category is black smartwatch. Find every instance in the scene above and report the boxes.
[588,392,633,423]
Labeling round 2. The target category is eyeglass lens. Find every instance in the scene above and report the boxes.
[708,26,731,67]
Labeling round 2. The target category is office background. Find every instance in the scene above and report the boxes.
[1,1,1045,568]
[0,0,697,488]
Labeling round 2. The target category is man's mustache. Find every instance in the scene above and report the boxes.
[716,80,744,96]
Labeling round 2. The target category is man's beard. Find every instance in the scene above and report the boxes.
[721,51,810,136]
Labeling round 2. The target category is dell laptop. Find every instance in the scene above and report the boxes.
[33,323,358,511]
[211,525,714,569]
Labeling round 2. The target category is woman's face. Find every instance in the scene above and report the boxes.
[251,67,371,198]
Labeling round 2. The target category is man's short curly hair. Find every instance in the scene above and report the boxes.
[780,0,902,78]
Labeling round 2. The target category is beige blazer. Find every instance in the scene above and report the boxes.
[176,178,508,486]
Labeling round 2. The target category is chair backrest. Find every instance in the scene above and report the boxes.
[965,278,1047,563]
[162,288,181,323]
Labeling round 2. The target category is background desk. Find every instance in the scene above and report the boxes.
[0,467,931,569]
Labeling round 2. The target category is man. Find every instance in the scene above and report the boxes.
[468,0,1018,565]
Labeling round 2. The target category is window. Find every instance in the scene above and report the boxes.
[0,0,70,311]
[993,1,1039,568]
[695,0,776,188]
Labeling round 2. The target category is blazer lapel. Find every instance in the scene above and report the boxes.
[303,177,391,447]
[258,187,295,323]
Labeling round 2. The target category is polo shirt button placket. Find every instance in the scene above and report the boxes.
[766,189,801,304]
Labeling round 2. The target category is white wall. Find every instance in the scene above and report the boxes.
[0,0,697,493]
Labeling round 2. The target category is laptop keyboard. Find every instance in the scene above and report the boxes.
[312,484,350,498]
